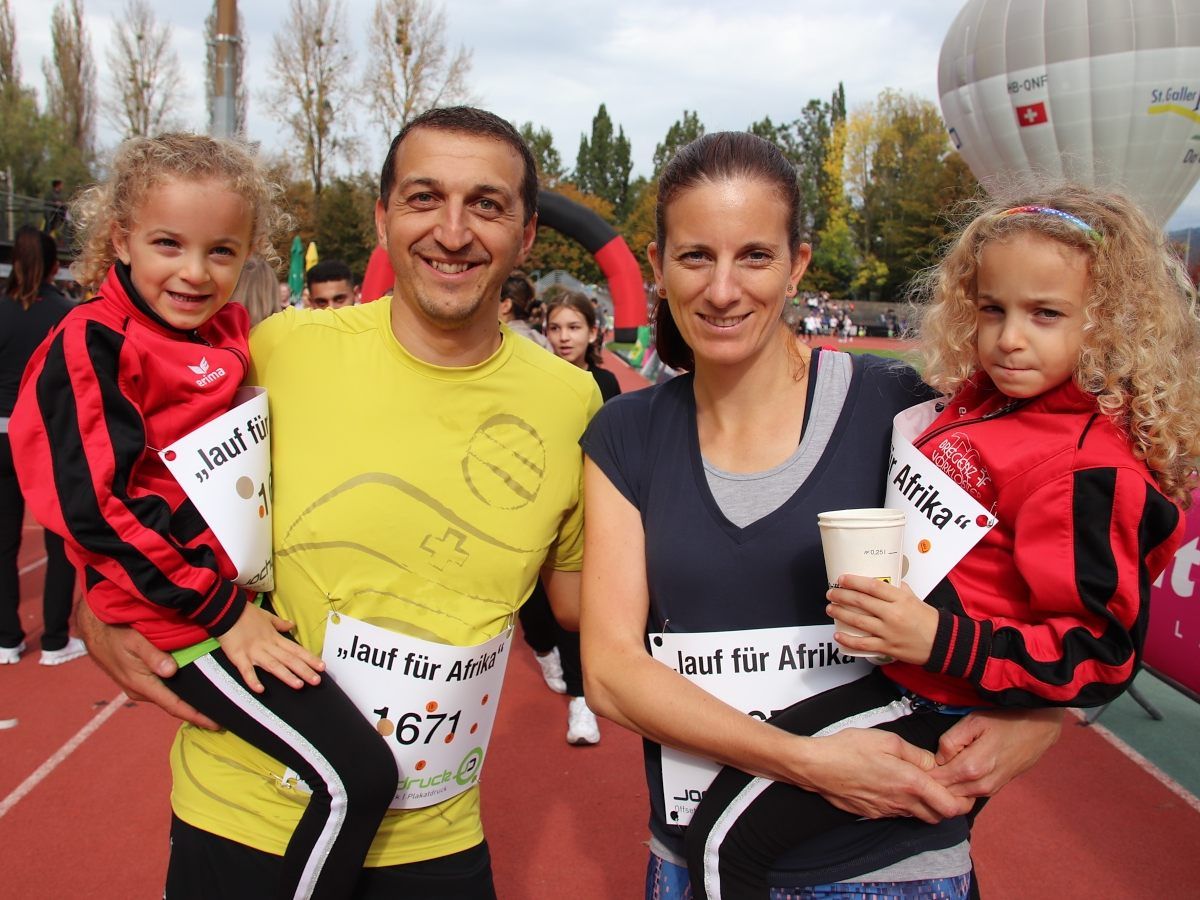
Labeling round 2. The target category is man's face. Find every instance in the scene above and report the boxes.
[306,278,355,309]
[375,128,535,335]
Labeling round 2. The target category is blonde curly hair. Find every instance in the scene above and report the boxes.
[70,133,289,288]
[911,183,1200,506]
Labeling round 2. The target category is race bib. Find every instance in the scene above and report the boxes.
[649,624,869,826]
[311,612,512,809]
[886,400,997,599]
[158,386,273,591]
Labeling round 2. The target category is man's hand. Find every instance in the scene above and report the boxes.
[78,603,220,730]
[826,574,939,665]
[932,707,1064,797]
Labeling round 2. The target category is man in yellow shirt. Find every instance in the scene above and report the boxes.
[80,107,601,898]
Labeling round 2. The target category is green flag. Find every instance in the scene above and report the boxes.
[288,236,304,300]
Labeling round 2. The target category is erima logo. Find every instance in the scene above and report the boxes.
[188,357,227,387]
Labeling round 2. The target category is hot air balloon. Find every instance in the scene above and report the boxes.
[939,0,1200,225]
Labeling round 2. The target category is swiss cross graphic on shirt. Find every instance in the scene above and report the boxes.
[1015,102,1048,127]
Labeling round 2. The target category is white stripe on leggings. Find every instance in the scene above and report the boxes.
[194,655,347,900]
[701,695,915,900]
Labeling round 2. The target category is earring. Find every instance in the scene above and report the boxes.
[786,284,794,295]
[657,286,667,298]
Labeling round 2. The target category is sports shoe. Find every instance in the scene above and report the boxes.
[0,642,25,665]
[567,696,600,745]
[40,637,88,667]
[535,647,567,694]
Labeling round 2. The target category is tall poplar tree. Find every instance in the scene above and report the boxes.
[574,103,633,220]
[268,0,354,199]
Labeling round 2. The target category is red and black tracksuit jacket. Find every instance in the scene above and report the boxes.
[10,264,252,651]
[886,374,1185,709]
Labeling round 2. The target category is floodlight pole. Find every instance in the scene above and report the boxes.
[210,0,240,138]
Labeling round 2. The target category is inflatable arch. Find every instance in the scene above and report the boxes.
[361,189,649,342]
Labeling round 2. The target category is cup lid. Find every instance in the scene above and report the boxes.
[817,508,905,524]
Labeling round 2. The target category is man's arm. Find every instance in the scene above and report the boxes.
[78,603,220,731]
[541,567,580,631]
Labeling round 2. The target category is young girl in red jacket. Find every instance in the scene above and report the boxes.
[686,185,1200,900]
[10,134,396,899]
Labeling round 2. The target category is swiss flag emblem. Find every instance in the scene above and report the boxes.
[1015,102,1048,127]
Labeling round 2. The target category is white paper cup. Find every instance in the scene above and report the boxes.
[818,508,904,659]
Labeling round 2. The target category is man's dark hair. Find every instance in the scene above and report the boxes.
[378,106,539,225]
[306,259,354,290]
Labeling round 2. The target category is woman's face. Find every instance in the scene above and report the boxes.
[546,305,596,369]
[649,177,810,370]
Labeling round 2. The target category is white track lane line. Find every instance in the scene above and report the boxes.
[1071,709,1200,814]
[18,556,47,576]
[0,692,128,820]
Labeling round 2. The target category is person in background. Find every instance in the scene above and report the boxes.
[304,259,356,310]
[278,280,295,311]
[43,179,69,238]
[545,290,621,402]
[234,254,284,328]
[0,227,84,667]
[498,270,573,701]
[543,289,624,745]
[590,294,609,361]
[499,271,552,350]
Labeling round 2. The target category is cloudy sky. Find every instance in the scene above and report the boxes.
[13,0,1200,229]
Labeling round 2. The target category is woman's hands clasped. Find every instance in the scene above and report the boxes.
[794,726,974,823]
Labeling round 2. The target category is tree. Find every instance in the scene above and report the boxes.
[653,109,704,178]
[575,103,633,220]
[809,117,857,293]
[362,0,473,136]
[268,0,355,199]
[843,90,977,300]
[0,0,16,90]
[44,0,95,157]
[0,2,55,200]
[206,5,247,137]
[313,173,378,276]
[518,122,565,188]
[103,0,184,138]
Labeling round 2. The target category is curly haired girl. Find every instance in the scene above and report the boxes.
[11,133,396,900]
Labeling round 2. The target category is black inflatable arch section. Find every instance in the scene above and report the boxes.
[535,190,647,342]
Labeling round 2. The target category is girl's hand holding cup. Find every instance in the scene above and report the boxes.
[825,574,939,666]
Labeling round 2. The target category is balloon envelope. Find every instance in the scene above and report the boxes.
[939,0,1200,224]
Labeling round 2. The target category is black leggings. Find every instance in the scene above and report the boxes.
[0,433,77,652]
[170,647,398,900]
[684,670,964,900]
[166,816,497,899]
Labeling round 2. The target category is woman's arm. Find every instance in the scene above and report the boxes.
[933,707,1064,797]
[580,458,971,823]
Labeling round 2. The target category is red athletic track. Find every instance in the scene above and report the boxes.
[3,340,1198,897]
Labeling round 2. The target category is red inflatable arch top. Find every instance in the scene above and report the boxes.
[361,189,648,342]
